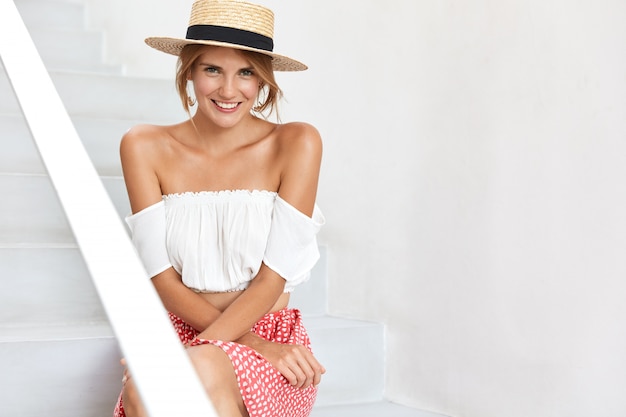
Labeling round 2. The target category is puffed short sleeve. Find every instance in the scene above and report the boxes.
[263,196,325,291]
[125,200,172,278]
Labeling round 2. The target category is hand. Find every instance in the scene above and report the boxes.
[252,338,326,389]
[120,358,131,385]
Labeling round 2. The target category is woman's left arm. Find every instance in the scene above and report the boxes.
[196,122,322,342]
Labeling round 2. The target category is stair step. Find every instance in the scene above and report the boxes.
[0,315,382,415]
[0,70,187,121]
[0,336,122,417]
[0,247,106,327]
[15,0,86,31]
[27,28,122,74]
[0,173,327,314]
[311,401,446,417]
[0,322,113,343]
[0,114,45,174]
[14,0,121,74]
[305,316,385,406]
[0,173,129,245]
[291,246,328,316]
[0,244,328,325]
[0,173,74,245]
[0,114,153,177]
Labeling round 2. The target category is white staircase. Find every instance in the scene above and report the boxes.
[0,1,440,416]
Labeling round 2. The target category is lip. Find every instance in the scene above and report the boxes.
[212,100,241,112]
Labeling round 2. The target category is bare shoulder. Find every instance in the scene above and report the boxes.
[274,121,322,143]
[272,122,322,213]
[120,124,169,153]
[274,122,323,157]
[120,124,179,212]
[119,123,181,166]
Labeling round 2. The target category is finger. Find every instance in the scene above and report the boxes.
[279,366,299,386]
[276,346,307,387]
[283,356,307,387]
[122,367,131,384]
[288,348,317,389]
[120,358,132,384]
[289,349,314,388]
[294,346,325,387]
[303,350,326,388]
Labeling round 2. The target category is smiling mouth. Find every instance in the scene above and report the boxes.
[213,100,239,110]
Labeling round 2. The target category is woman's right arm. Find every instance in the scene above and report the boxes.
[120,126,221,331]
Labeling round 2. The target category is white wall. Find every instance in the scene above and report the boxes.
[86,1,626,416]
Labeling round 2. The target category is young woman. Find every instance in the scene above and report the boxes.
[113,1,325,416]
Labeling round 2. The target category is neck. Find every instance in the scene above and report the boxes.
[187,112,268,153]
[192,111,253,136]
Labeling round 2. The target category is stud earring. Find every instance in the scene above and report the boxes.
[188,96,196,107]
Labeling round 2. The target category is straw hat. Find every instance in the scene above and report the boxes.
[145,0,307,71]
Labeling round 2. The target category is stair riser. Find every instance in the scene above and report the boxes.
[0,115,134,176]
[0,172,328,313]
[0,175,74,245]
[0,71,187,121]
[0,115,45,174]
[0,320,383,416]
[0,248,105,326]
[0,246,327,325]
[28,29,119,72]
[0,338,122,417]
[15,0,86,31]
[0,174,129,245]
[291,245,328,316]
[308,322,385,406]
[14,0,121,73]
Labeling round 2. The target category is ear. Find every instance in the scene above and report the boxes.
[186,66,194,81]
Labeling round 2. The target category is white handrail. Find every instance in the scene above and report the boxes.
[0,1,217,416]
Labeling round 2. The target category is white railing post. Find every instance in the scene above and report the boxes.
[0,1,217,416]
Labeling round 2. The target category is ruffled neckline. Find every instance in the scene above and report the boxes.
[163,189,277,201]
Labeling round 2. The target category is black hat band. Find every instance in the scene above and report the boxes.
[186,25,274,52]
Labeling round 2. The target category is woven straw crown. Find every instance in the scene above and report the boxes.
[145,0,307,71]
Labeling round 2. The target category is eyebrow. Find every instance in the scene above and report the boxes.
[197,62,254,72]
[197,62,221,69]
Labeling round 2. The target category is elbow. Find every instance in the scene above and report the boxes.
[251,264,287,297]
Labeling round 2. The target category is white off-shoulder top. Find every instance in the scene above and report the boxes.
[125,190,325,293]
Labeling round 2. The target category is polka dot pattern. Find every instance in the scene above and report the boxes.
[113,308,317,417]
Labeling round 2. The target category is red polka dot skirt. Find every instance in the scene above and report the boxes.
[113,308,318,417]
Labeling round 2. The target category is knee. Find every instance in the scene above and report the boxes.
[187,344,238,395]
[187,345,247,416]
[188,345,231,380]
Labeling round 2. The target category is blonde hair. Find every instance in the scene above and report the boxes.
[175,44,283,118]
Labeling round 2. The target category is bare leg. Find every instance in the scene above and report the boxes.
[121,377,148,417]
[120,345,247,417]
[187,344,249,417]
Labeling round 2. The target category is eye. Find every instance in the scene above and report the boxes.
[240,68,254,77]
[203,66,219,74]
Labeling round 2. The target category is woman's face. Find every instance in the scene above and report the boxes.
[189,46,260,128]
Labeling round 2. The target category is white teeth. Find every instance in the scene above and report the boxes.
[215,101,238,109]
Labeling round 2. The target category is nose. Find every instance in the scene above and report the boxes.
[219,76,236,99]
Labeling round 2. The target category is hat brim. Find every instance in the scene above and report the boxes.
[145,37,307,72]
